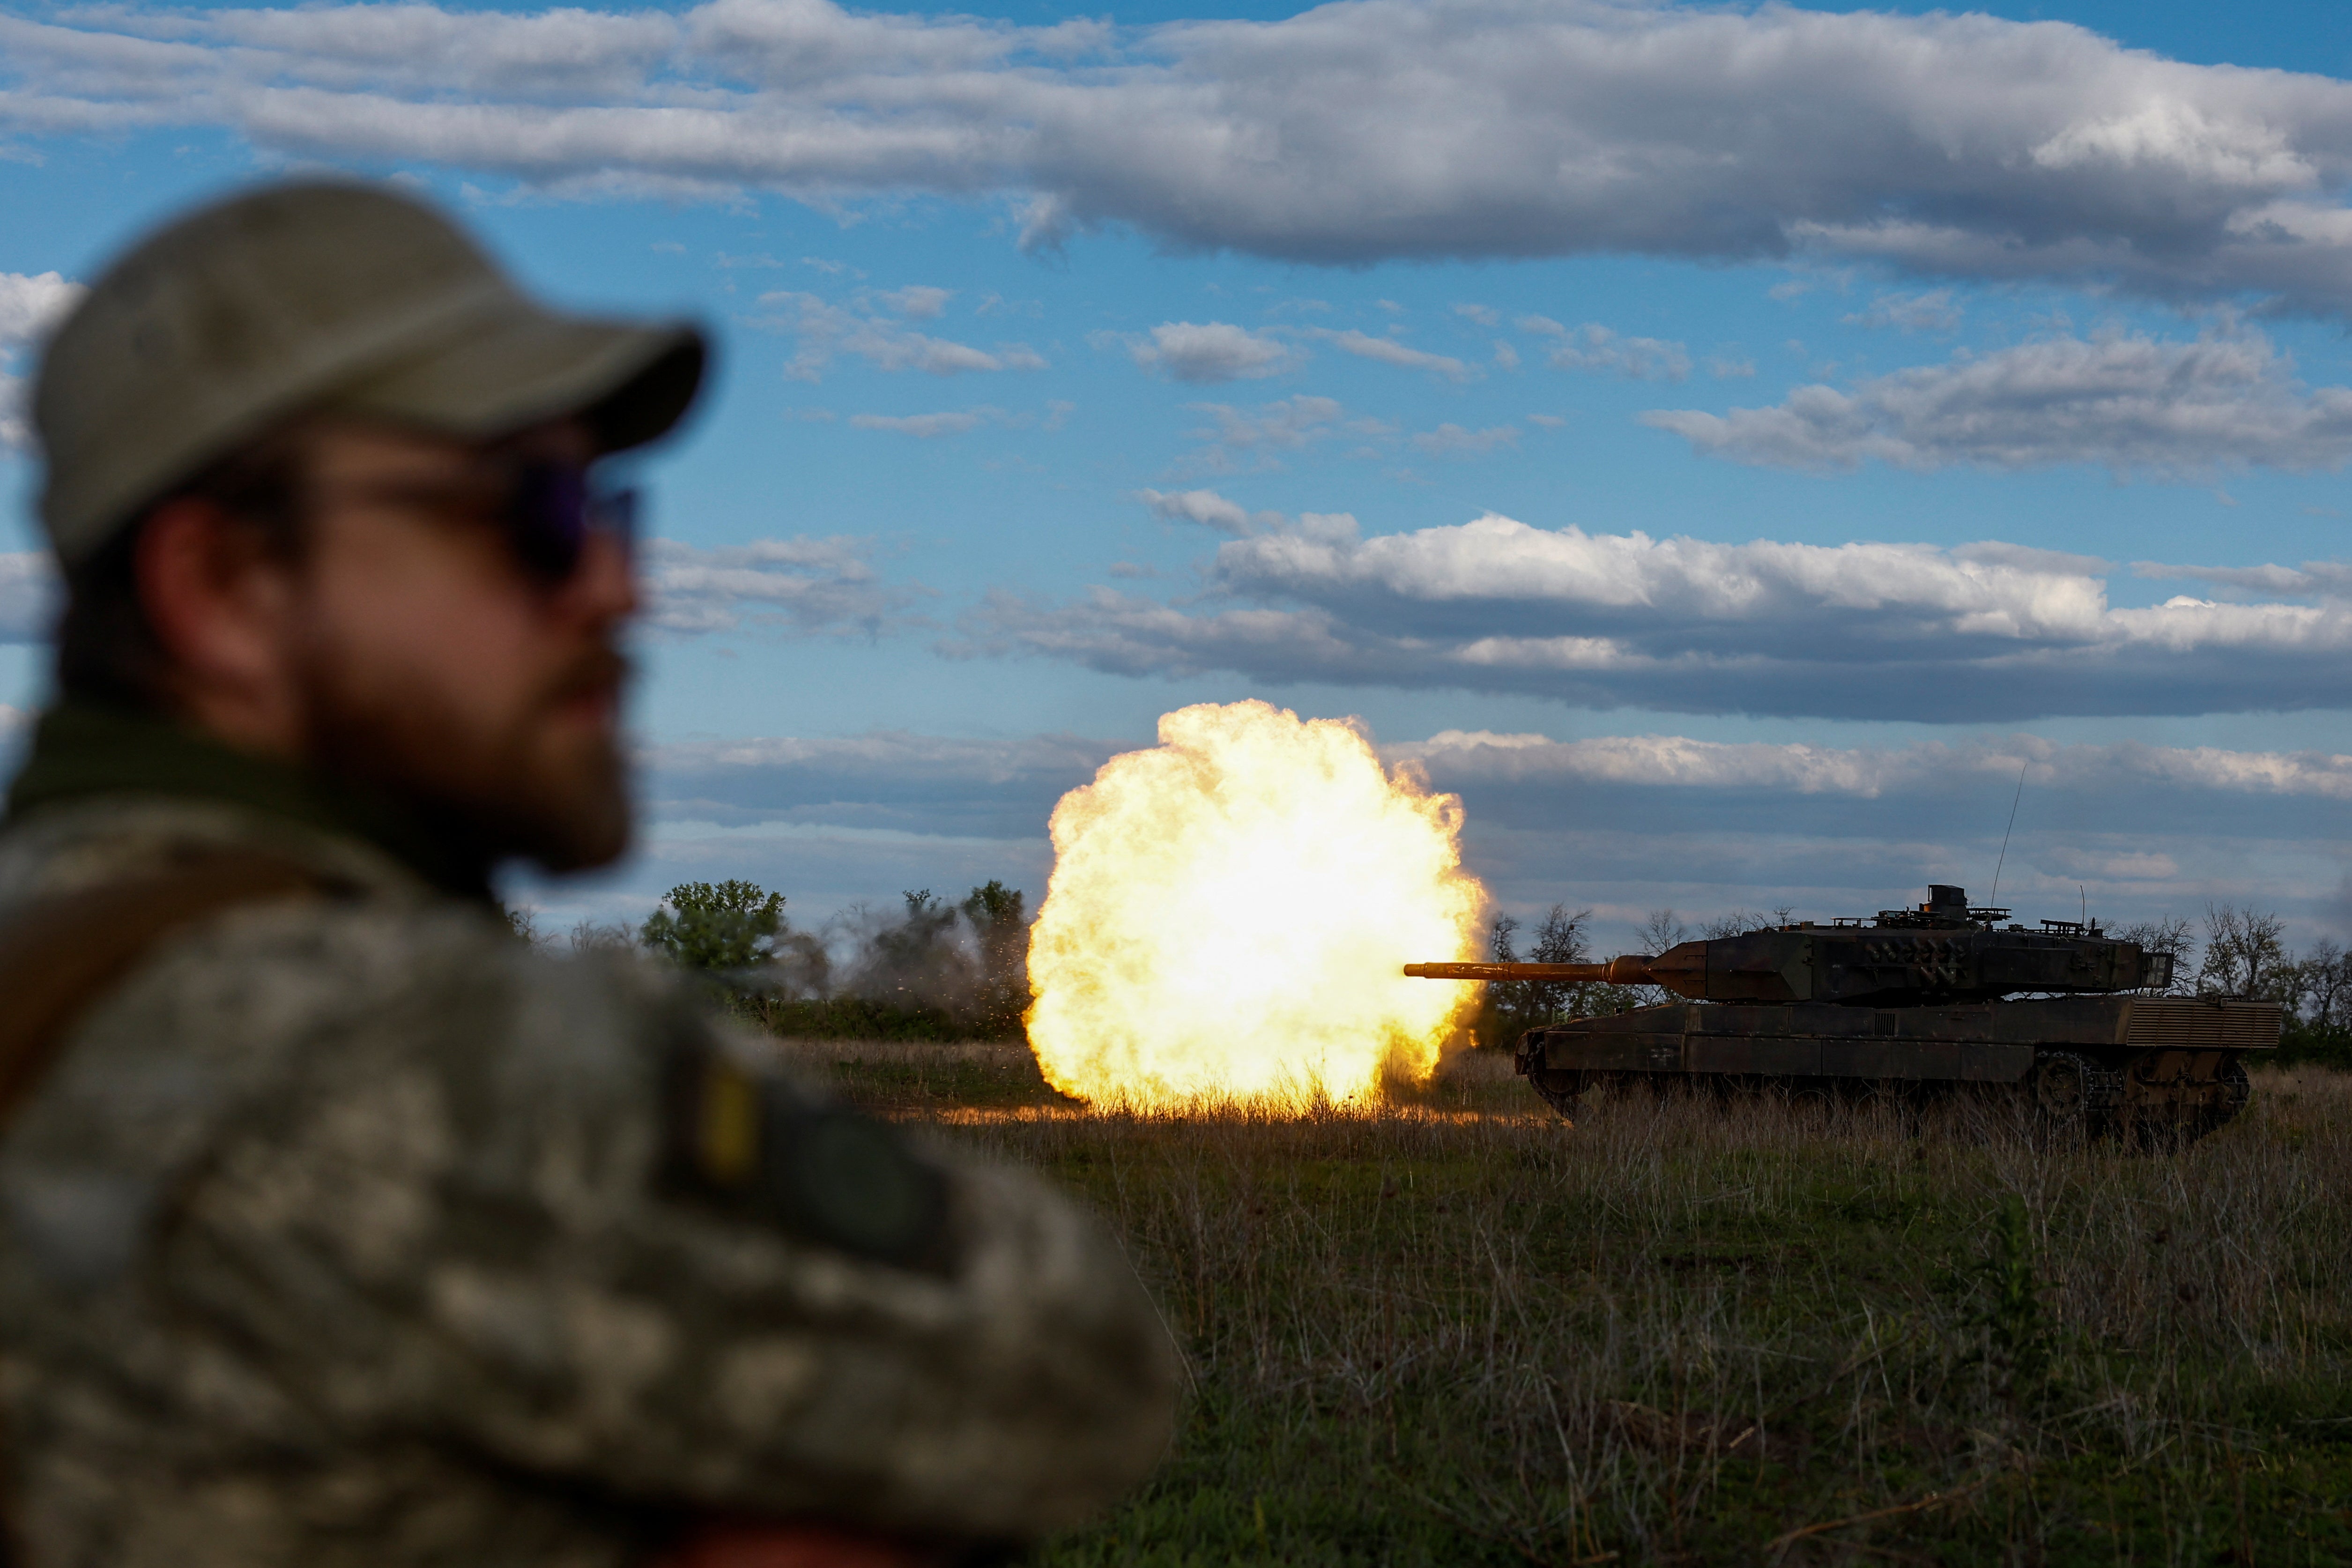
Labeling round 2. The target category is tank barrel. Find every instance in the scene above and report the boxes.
[1404,957,1656,984]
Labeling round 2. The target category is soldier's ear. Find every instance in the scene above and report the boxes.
[134,498,308,746]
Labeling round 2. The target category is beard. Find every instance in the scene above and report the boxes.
[296,635,636,876]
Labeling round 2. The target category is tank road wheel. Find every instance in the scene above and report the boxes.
[2210,1055,2252,1135]
[2029,1050,2109,1147]
[1526,1069,1583,1121]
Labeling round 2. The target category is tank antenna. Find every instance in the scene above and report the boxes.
[1988,756,2028,908]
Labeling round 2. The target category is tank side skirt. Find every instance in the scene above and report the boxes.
[1532,996,2278,1086]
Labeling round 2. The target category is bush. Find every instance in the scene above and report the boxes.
[640,879,787,971]
[640,879,1037,1041]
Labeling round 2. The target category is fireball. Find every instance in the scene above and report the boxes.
[1025,700,1487,1112]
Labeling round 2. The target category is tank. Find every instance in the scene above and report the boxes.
[1408,885,2276,1142]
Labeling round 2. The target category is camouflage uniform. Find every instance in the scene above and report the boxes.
[0,706,1179,1568]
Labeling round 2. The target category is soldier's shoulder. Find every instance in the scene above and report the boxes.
[0,792,422,902]
[0,808,699,1182]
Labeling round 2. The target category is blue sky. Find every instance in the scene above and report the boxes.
[7,0,2352,950]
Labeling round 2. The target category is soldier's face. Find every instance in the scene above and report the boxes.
[285,421,639,871]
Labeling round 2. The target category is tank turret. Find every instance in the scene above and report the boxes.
[1406,885,2172,1005]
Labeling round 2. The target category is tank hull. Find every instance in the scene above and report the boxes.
[1517,995,2278,1140]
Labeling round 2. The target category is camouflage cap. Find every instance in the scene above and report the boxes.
[33,179,706,566]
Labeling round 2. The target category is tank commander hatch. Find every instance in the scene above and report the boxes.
[0,181,1177,1568]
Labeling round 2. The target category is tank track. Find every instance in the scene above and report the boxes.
[1520,1037,2255,1150]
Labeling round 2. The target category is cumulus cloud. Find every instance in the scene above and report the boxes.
[1127,321,1296,383]
[1521,318,1692,381]
[1645,327,2352,475]
[1135,487,1284,535]
[954,512,2352,720]
[22,1,2352,306]
[755,291,1044,382]
[1307,328,1473,381]
[0,270,82,450]
[641,536,918,636]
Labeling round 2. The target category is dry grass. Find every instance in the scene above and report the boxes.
[816,1050,2352,1564]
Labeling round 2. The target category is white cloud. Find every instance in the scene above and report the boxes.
[1452,303,1499,327]
[754,291,1043,382]
[2136,559,2352,596]
[641,536,917,636]
[0,270,82,451]
[646,728,1118,838]
[1135,487,1284,535]
[1410,423,1519,457]
[1843,290,1962,333]
[847,409,987,436]
[1645,327,2352,476]
[1128,321,1296,383]
[0,552,57,641]
[871,284,952,319]
[1308,328,1473,381]
[1523,319,1691,381]
[20,1,2352,308]
[955,513,2352,720]
[1392,729,2352,804]
[1183,394,1348,469]
[0,271,78,345]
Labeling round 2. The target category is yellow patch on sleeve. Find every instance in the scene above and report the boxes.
[699,1060,762,1188]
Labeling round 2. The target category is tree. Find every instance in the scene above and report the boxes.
[960,880,1032,1033]
[1634,908,1689,955]
[1481,905,1640,1048]
[641,880,787,972]
[1700,907,1790,938]
[2112,915,2194,995]
[2196,905,2290,999]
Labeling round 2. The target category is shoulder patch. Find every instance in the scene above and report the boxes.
[662,1033,951,1274]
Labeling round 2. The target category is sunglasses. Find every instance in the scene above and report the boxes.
[311,460,639,586]
[508,462,640,585]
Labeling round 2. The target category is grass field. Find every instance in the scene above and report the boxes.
[781,1040,2352,1565]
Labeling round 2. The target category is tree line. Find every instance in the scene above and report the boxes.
[526,877,1034,1040]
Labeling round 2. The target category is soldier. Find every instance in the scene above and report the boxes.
[0,182,1178,1567]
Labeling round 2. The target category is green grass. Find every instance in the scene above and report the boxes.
[787,1043,2352,1565]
